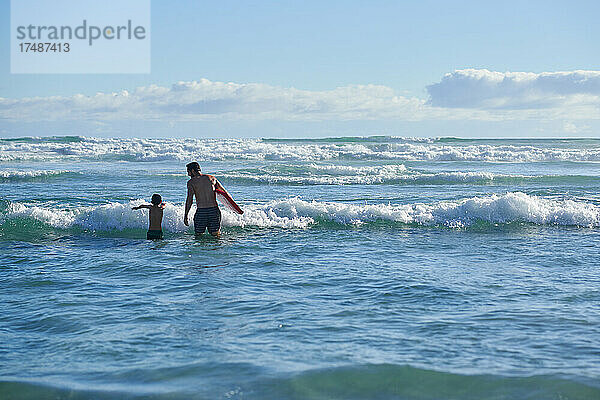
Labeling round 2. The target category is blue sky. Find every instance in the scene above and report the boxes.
[1,0,599,137]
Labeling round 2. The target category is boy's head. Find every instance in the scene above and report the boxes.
[151,193,162,206]
[186,162,201,176]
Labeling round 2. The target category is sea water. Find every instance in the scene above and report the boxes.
[1,136,599,399]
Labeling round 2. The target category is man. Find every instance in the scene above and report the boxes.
[183,162,225,237]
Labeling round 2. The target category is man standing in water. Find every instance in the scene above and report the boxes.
[183,162,224,237]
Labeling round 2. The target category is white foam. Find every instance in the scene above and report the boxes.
[247,192,599,227]
[221,207,313,228]
[222,164,514,185]
[3,193,598,231]
[2,137,600,162]
[308,164,408,175]
[5,201,187,232]
[3,200,312,231]
[0,170,74,180]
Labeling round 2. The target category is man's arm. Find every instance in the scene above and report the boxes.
[210,175,227,194]
[184,181,194,226]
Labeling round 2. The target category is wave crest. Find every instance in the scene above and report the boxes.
[221,164,517,185]
[0,170,77,182]
[259,192,599,227]
[2,137,600,162]
[1,193,597,238]
[2,363,598,399]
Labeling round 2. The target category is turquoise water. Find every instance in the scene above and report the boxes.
[1,136,600,399]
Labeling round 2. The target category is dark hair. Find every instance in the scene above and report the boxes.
[151,193,162,206]
[186,162,201,173]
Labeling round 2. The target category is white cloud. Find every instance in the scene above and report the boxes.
[2,71,600,125]
[427,69,600,113]
[0,79,436,123]
[562,121,590,134]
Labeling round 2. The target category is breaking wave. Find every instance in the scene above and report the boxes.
[1,192,598,239]
[0,170,78,182]
[252,192,599,228]
[1,363,598,399]
[220,164,526,185]
[2,136,600,162]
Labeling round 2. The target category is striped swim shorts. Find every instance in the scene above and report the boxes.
[146,230,163,240]
[194,206,221,234]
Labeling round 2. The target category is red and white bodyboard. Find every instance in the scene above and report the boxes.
[215,188,243,214]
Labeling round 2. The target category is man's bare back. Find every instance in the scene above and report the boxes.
[187,175,218,208]
[184,162,226,236]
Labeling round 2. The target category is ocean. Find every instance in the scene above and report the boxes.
[1,136,599,399]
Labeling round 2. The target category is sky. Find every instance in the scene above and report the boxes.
[0,0,599,138]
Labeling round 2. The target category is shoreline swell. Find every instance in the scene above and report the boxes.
[2,364,599,400]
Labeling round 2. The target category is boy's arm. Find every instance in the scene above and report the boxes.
[132,204,151,210]
[184,181,194,226]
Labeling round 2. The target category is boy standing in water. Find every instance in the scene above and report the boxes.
[132,194,165,240]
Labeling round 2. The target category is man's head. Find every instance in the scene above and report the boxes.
[151,193,162,206]
[186,162,201,177]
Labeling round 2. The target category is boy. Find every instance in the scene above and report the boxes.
[132,193,165,240]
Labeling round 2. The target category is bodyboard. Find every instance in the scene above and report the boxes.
[215,188,243,214]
